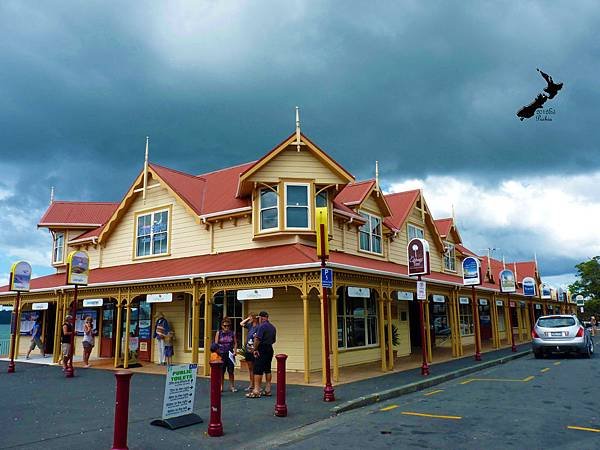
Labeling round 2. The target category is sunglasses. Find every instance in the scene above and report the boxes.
[222,324,231,327]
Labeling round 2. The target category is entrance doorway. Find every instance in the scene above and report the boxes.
[118,297,152,362]
[43,304,56,356]
[100,301,115,358]
[409,300,422,351]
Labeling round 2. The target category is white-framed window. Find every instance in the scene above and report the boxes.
[285,183,310,229]
[259,186,279,231]
[459,302,474,336]
[444,242,456,271]
[337,288,378,349]
[52,232,65,264]
[135,209,169,257]
[359,212,382,254]
[407,223,424,240]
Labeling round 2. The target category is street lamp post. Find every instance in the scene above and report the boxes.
[319,222,335,402]
[7,290,21,373]
[472,285,482,361]
[65,284,78,378]
[418,275,430,376]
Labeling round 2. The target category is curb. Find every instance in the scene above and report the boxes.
[331,349,531,415]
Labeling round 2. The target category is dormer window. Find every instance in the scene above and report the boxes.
[359,212,382,254]
[285,183,310,229]
[52,232,65,264]
[407,223,424,240]
[135,209,169,257]
[259,187,279,231]
[444,242,456,271]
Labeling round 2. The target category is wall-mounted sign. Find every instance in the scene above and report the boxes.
[407,238,430,276]
[32,302,48,310]
[83,298,104,308]
[416,281,426,300]
[462,257,481,286]
[519,301,526,307]
[540,284,551,299]
[0,305,14,311]
[496,300,504,306]
[576,295,585,306]
[10,261,32,292]
[432,295,446,303]
[67,250,89,285]
[479,299,488,306]
[237,288,274,300]
[320,268,333,289]
[535,304,542,310]
[348,287,370,298]
[522,277,536,297]
[459,297,470,305]
[396,291,414,301]
[509,301,516,307]
[499,269,516,293]
[146,293,173,303]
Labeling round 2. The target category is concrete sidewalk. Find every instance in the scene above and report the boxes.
[0,343,530,449]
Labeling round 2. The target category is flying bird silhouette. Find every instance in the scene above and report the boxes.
[516,93,548,121]
[537,68,563,99]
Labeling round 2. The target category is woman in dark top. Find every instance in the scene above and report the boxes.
[239,313,259,392]
[214,316,238,392]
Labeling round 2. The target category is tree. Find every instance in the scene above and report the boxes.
[569,256,600,299]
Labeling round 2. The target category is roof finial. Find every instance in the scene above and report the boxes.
[375,160,379,188]
[143,136,149,202]
[295,106,301,152]
[451,204,455,221]
[502,255,506,270]
[50,186,55,205]
[513,261,518,281]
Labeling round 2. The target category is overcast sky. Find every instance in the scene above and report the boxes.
[1,0,598,288]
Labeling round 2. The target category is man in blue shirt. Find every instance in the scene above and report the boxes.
[246,311,276,398]
[26,317,45,359]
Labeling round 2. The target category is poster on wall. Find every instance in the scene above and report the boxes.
[19,311,41,335]
[75,309,98,335]
[522,277,536,297]
[499,269,516,293]
[462,257,481,286]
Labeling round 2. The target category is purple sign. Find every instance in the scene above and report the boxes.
[407,238,430,276]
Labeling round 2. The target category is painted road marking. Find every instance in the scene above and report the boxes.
[540,368,550,373]
[553,362,561,366]
[380,405,399,412]
[401,411,462,420]
[460,376,534,385]
[567,426,600,433]
[424,389,444,396]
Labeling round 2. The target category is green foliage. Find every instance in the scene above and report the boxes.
[384,323,400,347]
[569,256,600,299]
[580,298,600,320]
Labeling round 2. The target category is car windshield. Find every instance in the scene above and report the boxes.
[537,317,576,328]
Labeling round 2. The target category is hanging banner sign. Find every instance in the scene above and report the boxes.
[575,295,584,307]
[462,257,481,286]
[146,293,173,303]
[535,304,542,310]
[459,297,470,305]
[496,300,504,306]
[540,284,552,299]
[32,302,49,311]
[10,261,32,292]
[407,238,431,276]
[83,298,104,308]
[499,269,516,293]
[416,281,427,300]
[67,250,89,285]
[432,295,446,303]
[237,288,274,300]
[348,287,370,298]
[396,291,414,301]
[522,277,536,297]
[161,363,198,420]
[479,299,488,306]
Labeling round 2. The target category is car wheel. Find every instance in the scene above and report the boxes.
[590,339,594,355]
[583,344,591,359]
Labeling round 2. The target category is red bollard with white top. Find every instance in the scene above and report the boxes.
[112,370,133,450]
[207,360,224,437]
[274,354,288,417]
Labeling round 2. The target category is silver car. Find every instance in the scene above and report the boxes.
[532,315,594,359]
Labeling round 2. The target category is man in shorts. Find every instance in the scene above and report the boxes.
[247,311,276,398]
[61,315,74,371]
[26,317,45,359]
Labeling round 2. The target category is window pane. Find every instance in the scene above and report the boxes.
[370,216,381,235]
[350,318,366,347]
[137,236,151,257]
[372,235,382,254]
[359,231,370,251]
[287,207,308,228]
[366,297,377,315]
[260,188,278,208]
[153,232,168,254]
[316,191,328,207]
[367,317,378,345]
[260,208,278,230]
[153,211,168,233]
[287,185,308,206]
[138,215,151,236]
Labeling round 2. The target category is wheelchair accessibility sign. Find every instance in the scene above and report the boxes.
[321,268,333,288]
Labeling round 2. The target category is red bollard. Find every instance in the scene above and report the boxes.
[274,354,288,417]
[208,360,223,437]
[112,370,133,450]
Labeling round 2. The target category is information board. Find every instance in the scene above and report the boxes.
[162,364,198,420]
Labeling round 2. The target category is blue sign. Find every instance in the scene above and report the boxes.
[522,277,536,297]
[321,268,333,288]
[462,257,481,286]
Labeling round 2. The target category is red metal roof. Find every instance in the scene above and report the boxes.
[38,202,119,227]
[197,162,255,216]
[383,190,420,230]
[434,218,453,238]
[455,243,478,257]
[334,180,376,206]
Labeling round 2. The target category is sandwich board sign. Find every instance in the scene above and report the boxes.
[151,363,203,430]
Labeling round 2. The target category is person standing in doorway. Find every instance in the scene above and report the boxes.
[154,312,170,365]
[26,317,45,359]
[82,316,95,367]
[61,315,74,371]
[246,311,276,398]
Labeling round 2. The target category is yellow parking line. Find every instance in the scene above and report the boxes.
[567,425,600,433]
[460,379,474,385]
[461,377,534,384]
[553,362,561,366]
[522,376,535,382]
[540,368,550,373]
[380,404,399,412]
[402,411,462,420]
[424,389,444,396]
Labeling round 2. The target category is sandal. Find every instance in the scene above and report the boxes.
[245,392,261,398]
[244,386,254,392]
[230,387,238,393]
[262,390,272,397]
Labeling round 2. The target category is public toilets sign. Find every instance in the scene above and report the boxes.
[162,363,198,420]
[462,257,481,286]
[407,238,430,276]
[9,261,32,292]
[522,277,536,296]
[499,269,516,293]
